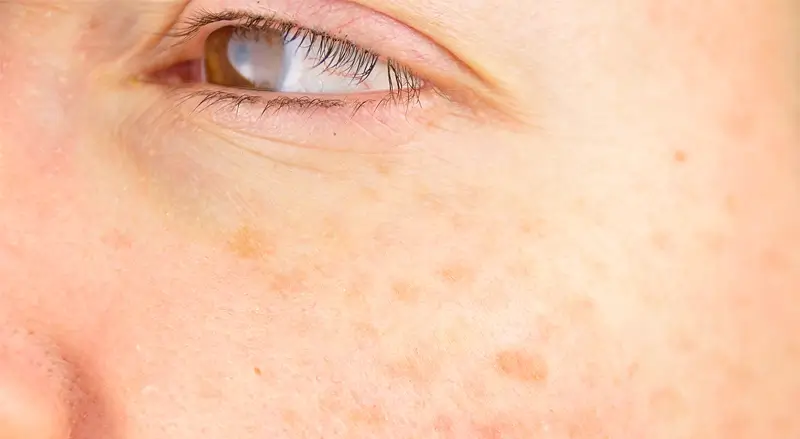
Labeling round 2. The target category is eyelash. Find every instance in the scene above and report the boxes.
[164,10,426,115]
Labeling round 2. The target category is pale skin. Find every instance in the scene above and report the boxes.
[1,0,799,437]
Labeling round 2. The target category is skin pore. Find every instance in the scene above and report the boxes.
[1,0,799,437]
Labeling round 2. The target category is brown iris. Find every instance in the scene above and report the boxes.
[203,27,285,91]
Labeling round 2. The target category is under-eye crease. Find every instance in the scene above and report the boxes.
[148,9,430,117]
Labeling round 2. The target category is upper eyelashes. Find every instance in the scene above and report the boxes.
[166,10,424,102]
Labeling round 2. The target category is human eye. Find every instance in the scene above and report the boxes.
[137,3,460,134]
[186,11,421,99]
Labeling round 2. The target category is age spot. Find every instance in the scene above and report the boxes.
[494,349,548,383]
[227,224,274,260]
[673,150,688,163]
[438,262,475,285]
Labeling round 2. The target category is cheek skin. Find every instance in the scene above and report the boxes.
[3,75,800,438]
[2,2,800,439]
[1,103,626,437]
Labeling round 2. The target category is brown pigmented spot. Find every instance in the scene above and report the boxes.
[494,349,549,383]
[724,195,738,214]
[347,404,387,427]
[438,262,476,285]
[673,150,688,163]
[226,224,275,260]
[391,280,421,303]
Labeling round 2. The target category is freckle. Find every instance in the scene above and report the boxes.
[254,367,262,376]
[391,280,420,303]
[374,160,393,176]
[474,423,503,439]
[673,150,687,163]
[227,224,273,259]
[269,270,307,296]
[281,408,300,428]
[495,350,548,383]
[385,359,425,384]
[724,195,737,214]
[349,404,386,426]
[438,263,474,285]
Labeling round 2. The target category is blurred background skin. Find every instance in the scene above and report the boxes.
[0,0,798,438]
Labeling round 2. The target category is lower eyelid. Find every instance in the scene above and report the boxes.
[157,83,444,150]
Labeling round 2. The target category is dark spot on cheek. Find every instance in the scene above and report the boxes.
[254,367,262,376]
[227,224,275,260]
[494,350,549,383]
[673,150,688,163]
[438,263,475,285]
[373,159,394,176]
[725,195,737,214]
[268,269,309,297]
[391,281,420,303]
[348,404,387,426]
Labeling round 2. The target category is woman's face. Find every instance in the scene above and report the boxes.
[1,0,798,437]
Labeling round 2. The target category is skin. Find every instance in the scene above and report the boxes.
[1,0,799,438]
